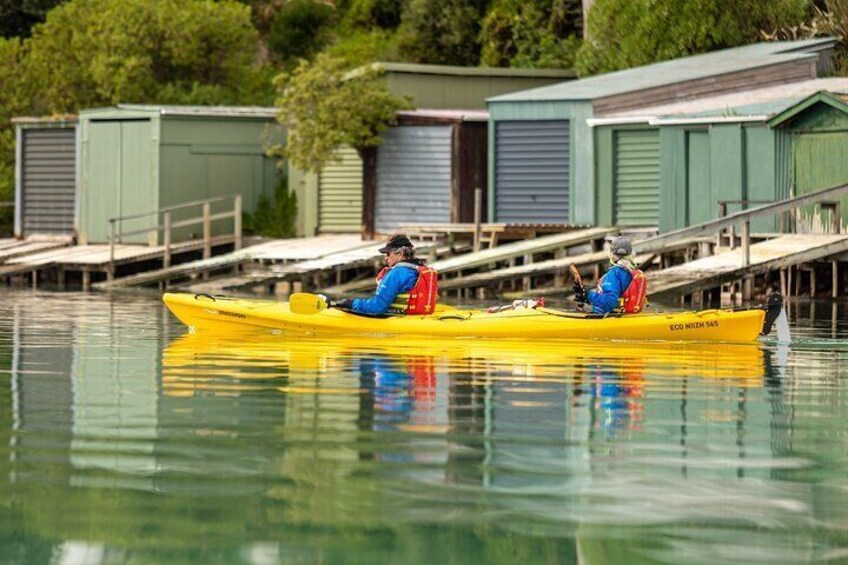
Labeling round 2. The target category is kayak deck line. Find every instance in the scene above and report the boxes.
[163,292,783,343]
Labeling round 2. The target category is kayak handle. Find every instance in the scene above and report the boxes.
[194,293,216,302]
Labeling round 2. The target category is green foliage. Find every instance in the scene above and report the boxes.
[25,0,272,114]
[271,54,412,173]
[480,0,582,68]
[576,0,810,76]
[395,0,488,65]
[342,0,405,31]
[0,37,29,204]
[245,173,298,238]
[324,29,399,68]
[268,0,336,61]
[0,0,65,38]
[764,0,848,75]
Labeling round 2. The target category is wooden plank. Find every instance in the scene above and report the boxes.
[650,234,848,296]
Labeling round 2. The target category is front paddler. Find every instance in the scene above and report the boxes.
[573,236,648,315]
[328,234,438,316]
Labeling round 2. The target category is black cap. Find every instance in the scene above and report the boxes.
[378,234,414,254]
[610,236,632,257]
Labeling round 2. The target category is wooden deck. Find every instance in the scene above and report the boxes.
[322,227,615,295]
[94,234,369,290]
[648,233,848,297]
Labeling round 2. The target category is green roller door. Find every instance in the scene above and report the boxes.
[613,129,660,226]
[318,147,362,233]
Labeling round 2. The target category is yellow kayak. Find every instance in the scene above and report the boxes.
[162,292,782,343]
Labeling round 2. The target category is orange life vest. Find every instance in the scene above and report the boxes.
[620,269,648,313]
[376,264,439,315]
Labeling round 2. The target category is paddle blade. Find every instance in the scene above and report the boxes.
[569,264,583,286]
[289,293,328,315]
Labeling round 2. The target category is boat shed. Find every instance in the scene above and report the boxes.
[361,109,488,238]
[291,63,575,237]
[486,39,836,227]
[77,105,282,244]
[768,90,848,229]
[13,116,78,239]
[590,78,848,232]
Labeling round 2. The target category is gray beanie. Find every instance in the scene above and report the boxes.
[610,236,633,257]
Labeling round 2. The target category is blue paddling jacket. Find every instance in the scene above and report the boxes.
[350,263,420,315]
[586,264,633,315]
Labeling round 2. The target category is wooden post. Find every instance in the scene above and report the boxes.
[82,270,90,291]
[108,219,116,282]
[810,267,817,298]
[202,202,211,260]
[234,194,243,250]
[780,268,786,297]
[833,260,839,298]
[717,202,727,248]
[741,220,750,268]
[522,253,532,292]
[163,211,172,269]
[473,188,482,253]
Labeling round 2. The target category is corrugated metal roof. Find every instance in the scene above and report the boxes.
[489,38,835,103]
[396,109,489,122]
[591,77,848,124]
[370,62,575,79]
[114,104,279,118]
[12,115,77,125]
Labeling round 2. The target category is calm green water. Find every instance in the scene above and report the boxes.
[1,291,848,564]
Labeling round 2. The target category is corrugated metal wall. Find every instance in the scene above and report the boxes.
[793,132,848,228]
[494,120,569,222]
[318,147,363,233]
[374,126,452,232]
[20,128,76,236]
[613,129,660,226]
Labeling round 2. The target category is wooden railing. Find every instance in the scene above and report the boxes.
[637,183,848,267]
[108,194,242,279]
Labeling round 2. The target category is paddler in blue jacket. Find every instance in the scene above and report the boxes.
[573,236,638,315]
[330,234,434,316]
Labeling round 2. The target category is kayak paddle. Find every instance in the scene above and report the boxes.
[569,264,583,286]
[289,292,330,315]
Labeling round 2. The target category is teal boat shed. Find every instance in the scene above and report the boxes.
[591,78,848,233]
[486,39,836,227]
[290,62,575,237]
[78,105,282,244]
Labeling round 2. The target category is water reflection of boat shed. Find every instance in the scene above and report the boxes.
[486,39,836,228]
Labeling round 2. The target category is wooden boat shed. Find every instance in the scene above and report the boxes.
[76,104,283,244]
[290,62,574,237]
[588,77,848,233]
[361,109,489,238]
[485,38,836,228]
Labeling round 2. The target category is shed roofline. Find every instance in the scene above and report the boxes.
[767,90,848,127]
[649,115,769,125]
[367,62,575,79]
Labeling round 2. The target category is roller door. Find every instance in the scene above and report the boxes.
[21,128,76,236]
[613,129,660,226]
[495,120,569,222]
[374,126,452,232]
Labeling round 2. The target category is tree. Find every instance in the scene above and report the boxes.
[480,0,582,69]
[268,0,336,62]
[272,54,412,172]
[575,0,809,76]
[0,38,29,207]
[24,0,273,114]
[395,0,489,65]
[0,0,65,38]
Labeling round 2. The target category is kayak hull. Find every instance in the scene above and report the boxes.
[163,293,767,343]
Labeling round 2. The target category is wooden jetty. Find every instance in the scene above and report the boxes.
[94,234,370,291]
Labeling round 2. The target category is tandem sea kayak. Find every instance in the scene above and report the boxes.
[162,292,785,343]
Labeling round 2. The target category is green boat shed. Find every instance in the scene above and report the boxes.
[78,105,282,244]
[486,39,836,227]
[590,78,848,232]
[290,62,575,237]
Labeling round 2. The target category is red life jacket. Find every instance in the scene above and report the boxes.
[376,264,439,315]
[620,269,648,313]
